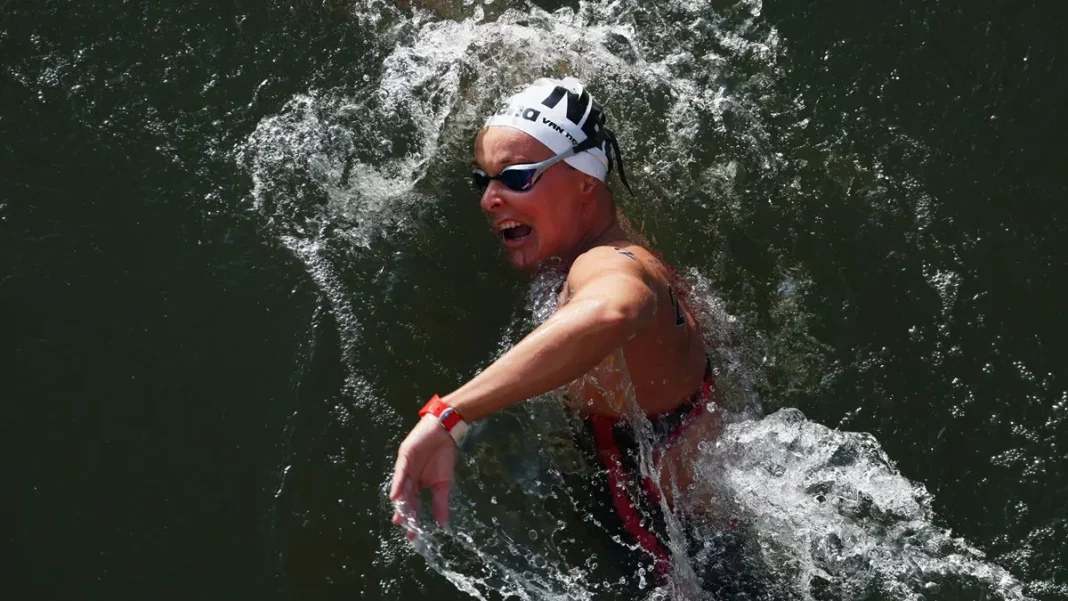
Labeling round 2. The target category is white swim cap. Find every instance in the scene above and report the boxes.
[484,77,631,192]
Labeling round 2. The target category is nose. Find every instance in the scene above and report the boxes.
[480,182,504,213]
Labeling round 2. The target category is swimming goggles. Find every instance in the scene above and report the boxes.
[471,131,632,194]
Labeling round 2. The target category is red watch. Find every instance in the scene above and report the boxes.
[418,394,469,445]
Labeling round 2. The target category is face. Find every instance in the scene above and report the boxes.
[474,127,592,271]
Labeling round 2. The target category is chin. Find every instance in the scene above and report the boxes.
[508,251,568,276]
[505,244,554,271]
[507,252,540,272]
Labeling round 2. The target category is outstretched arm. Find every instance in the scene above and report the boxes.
[446,253,656,421]
[389,248,656,534]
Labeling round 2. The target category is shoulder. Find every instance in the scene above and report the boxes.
[559,245,659,324]
[569,244,652,280]
[561,244,663,302]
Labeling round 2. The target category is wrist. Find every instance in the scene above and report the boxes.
[439,390,491,423]
[418,394,470,445]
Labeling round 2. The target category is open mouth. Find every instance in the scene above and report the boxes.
[498,220,533,244]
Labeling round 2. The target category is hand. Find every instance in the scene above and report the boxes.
[389,415,457,540]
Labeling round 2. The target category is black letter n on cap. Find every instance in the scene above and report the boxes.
[541,86,603,141]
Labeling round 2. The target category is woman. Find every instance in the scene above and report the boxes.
[390,76,721,580]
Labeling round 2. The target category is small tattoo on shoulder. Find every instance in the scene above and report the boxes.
[613,247,638,261]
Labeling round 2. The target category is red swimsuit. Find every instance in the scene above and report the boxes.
[580,357,716,580]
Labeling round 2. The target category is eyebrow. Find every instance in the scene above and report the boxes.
[495,155,535,168]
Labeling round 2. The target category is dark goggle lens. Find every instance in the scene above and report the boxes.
[499,168,536,191]
[472,170,491,192]
[470,167,538,193]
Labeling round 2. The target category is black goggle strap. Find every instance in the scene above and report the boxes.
[603,128,634,196]
[569,135,601,156]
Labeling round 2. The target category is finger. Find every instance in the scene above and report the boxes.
[399,479,418,519]
[389,454,409,501]
[392,480,420,531]
[431,480,451,527]
[396,509,418,542]
[401,486,419,543]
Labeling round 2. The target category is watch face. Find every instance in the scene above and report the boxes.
[439,407,460,428]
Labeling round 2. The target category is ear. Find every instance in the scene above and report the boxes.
[578,174,598,201]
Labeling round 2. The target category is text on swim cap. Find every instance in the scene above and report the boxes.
[495,104,541,122]
[540,117,579,145]
[494,102,580,145]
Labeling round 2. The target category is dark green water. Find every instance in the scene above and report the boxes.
[3,0,1065,599]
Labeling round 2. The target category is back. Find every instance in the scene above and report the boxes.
[562,241,708,417]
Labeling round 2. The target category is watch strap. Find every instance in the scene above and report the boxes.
[418,394,469,445]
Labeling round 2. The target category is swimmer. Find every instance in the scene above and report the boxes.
[390,77,722,578]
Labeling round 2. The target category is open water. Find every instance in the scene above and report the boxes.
[3,0,1066,599]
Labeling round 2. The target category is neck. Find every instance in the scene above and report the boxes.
[585,219,628,249]
[558,216,629,267]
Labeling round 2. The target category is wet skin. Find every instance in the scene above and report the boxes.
[390,126,718,533]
